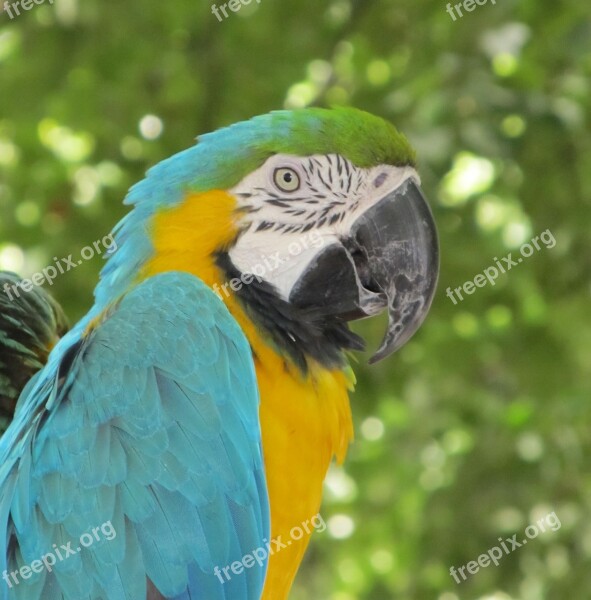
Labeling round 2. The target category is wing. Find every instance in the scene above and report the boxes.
[0,272,269,600]
[0,271,68,433]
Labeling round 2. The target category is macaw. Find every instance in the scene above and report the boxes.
[0,107,438,600]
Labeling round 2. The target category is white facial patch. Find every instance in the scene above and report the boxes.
[227,153,419,300]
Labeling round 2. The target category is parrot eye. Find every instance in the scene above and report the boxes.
[273,167,301,193]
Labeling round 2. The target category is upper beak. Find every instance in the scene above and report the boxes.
[289,178,439,363]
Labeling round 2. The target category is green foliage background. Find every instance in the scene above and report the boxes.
[1,0,590,598]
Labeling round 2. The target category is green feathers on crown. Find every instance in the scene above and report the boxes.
[189,107,417,193]
[264,107,417,168]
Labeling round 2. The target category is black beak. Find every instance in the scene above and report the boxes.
[289,179,439,363]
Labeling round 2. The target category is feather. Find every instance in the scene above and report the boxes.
[0,273,268,600]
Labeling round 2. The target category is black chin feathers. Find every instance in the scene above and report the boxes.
[215,253,364,373]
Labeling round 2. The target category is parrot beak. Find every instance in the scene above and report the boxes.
[289,178,439,363]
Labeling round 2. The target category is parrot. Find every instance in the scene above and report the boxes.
[0,107,439,600]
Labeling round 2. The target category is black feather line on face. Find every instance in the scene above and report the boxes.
[252,156,364,233]
[255,221,275,232]
[267,199,291,208]
[215,252,364,373]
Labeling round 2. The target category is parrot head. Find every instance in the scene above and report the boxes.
[105,107,439,370]
[221,110,439,365]
[207,107,438,367]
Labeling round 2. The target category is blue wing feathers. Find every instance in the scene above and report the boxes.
[0,272,269,599]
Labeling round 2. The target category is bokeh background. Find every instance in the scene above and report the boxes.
[1,0,590,598]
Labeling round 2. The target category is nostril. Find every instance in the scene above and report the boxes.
[373,172,388,188]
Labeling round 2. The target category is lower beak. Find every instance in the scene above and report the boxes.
[289,179,439,363]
